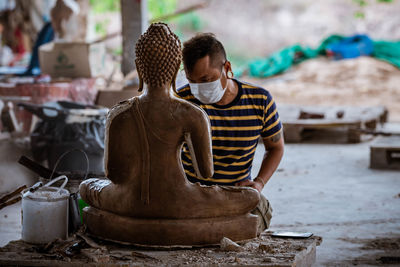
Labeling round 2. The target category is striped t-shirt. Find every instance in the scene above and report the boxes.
[177,79,282,186]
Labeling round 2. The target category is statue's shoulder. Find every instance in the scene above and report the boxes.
[107,97,136,123]
[171,97,209,124]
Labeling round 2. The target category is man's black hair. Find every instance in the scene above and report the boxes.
[182,33,227,73]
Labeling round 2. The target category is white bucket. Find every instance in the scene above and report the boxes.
[21,176,70,244]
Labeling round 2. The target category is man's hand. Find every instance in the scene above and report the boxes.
[235,179,264,193]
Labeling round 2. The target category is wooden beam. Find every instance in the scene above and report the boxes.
[120,0,148,76]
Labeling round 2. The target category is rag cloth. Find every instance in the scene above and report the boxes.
[251,194,273,235]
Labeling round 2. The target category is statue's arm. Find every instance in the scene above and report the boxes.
[184,108,214,178]
[104,109,135,184]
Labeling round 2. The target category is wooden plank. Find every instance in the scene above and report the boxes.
[280,105,387,143]
[280,105,387,124]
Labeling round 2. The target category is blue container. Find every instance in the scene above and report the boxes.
[326,34,374,59]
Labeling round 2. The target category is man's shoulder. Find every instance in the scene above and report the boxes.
[176,84,199,104]
[238,79,273,99]
[177,84,191,96]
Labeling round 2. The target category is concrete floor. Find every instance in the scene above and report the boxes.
[1,128,399,266]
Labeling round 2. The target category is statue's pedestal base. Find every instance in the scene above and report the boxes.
[83,206,258,246]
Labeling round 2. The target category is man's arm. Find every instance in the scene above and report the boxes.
[236,131,284,193]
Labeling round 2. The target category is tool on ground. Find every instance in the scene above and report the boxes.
[18,156,61,179]
[0,185,27,210]
[271,231,313,238]
[0,182,46,211]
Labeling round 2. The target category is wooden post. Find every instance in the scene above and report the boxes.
[120,0,148,76]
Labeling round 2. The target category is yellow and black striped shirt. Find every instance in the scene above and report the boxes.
[177,79,282,185]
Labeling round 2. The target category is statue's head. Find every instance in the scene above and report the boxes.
[135,23,182,93]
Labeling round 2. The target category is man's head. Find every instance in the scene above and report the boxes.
[182,33,233,104]
[135,23,182,92]
[183,33,226,74]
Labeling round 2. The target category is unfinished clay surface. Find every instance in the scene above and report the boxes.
[0,232,322,266]
[79,23,259,245]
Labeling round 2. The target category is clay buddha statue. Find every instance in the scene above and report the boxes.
[79,23,260,246]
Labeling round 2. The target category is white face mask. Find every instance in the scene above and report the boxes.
[189,71,227,104]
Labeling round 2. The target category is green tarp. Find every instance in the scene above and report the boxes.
[240,35,400,78]
[373,40,400,68]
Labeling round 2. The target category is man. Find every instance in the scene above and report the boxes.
[176,33,284,232]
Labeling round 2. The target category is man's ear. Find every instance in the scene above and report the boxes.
[224,60,234,79]
[135,59,144,92]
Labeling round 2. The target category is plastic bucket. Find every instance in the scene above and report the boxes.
[21,176,70,244]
